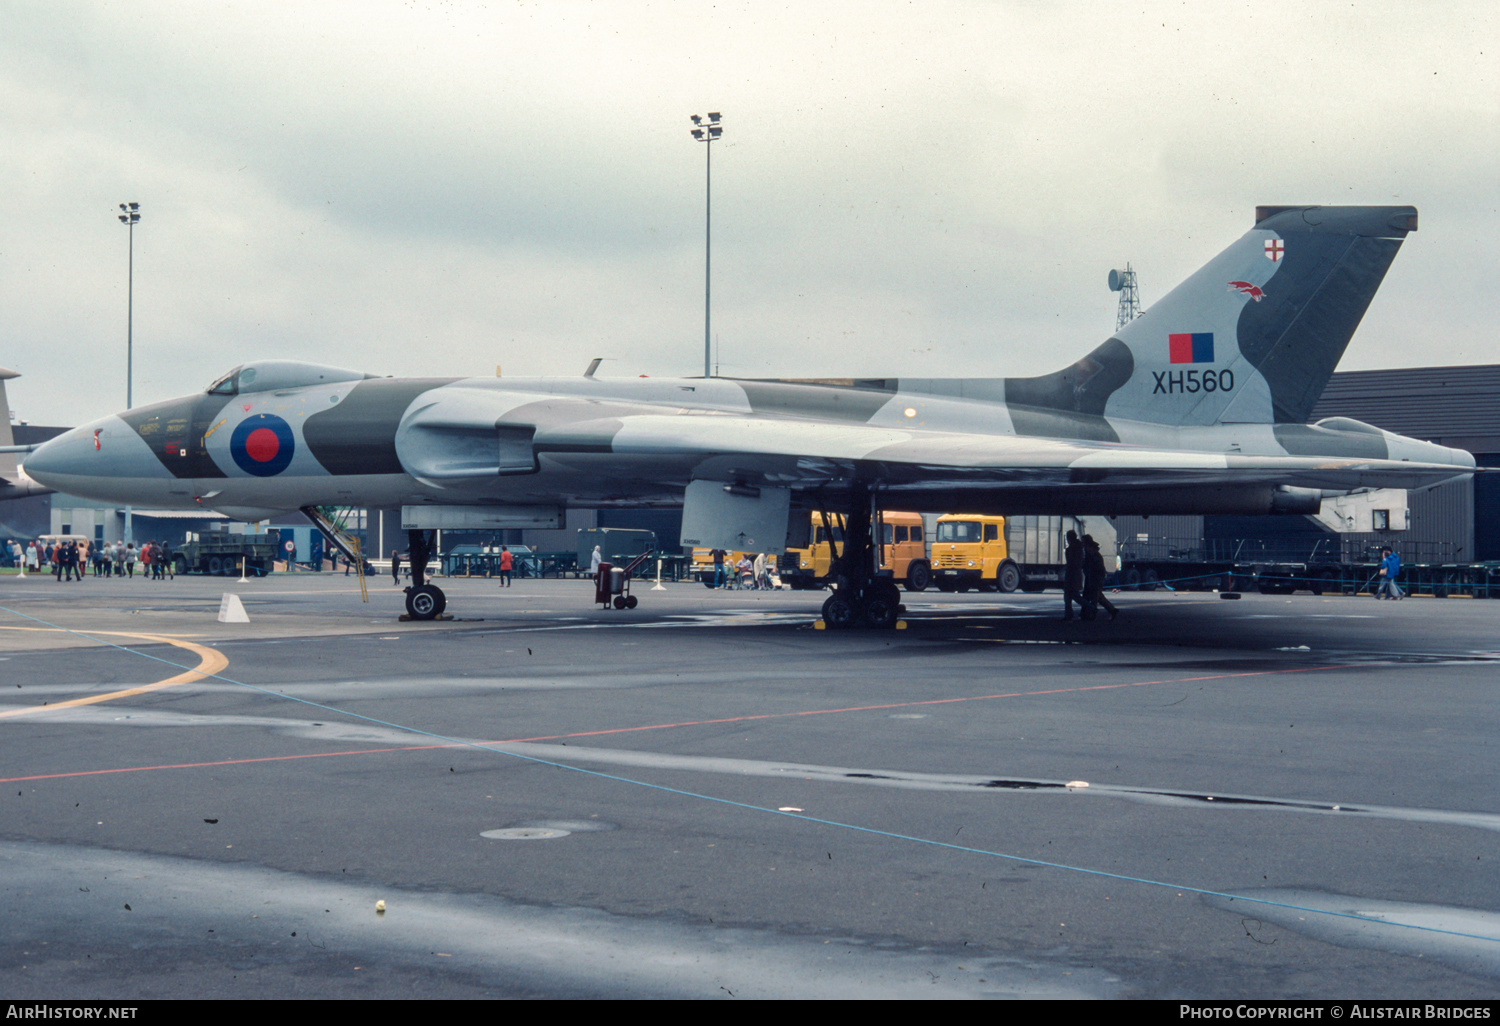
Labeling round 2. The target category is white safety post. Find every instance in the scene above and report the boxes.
[237,556,249,584]
[652,558,666,591]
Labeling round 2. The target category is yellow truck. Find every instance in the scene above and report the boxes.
[932,515,1015,592]
[931,514,1117,593]
[780,511,931,591]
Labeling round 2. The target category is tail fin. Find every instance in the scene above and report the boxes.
[1008,205,1417,427]
[0,367,18,482]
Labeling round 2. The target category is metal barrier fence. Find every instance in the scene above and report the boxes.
[1112,560,1500,598]
[1117,535,1471,566]
[439,552,694,582]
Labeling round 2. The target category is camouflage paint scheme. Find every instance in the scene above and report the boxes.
[24,207,1475,526]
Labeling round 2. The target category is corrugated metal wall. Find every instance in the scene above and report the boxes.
[1110,514,1205,561]
[1403,475,1476,562]
[1312,365,1492,561]
[1476,455,1500,562]
[1312,366,1500,453]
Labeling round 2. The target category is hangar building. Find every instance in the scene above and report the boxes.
[1112,364,1500,568]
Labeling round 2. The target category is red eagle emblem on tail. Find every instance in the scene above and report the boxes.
[1227,280,1265,302]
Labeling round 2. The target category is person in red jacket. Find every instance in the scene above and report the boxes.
[498,546,513,587]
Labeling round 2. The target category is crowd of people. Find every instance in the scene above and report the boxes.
[4,535,1411,604]
[4,539,177,581]
[706,549,774,590]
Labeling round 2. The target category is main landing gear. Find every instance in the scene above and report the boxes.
[819,488,904,630]
[403,528,447,620]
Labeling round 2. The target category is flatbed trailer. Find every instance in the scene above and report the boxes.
[1116,556,1500,598]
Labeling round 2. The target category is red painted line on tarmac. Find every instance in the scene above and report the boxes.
[0,663,1351,784]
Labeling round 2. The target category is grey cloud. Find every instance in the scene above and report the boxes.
[1,1,1495,425]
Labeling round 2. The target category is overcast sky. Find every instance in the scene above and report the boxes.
[2,0,1496,426]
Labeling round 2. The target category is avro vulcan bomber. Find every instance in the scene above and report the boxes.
[24,205,1475,626]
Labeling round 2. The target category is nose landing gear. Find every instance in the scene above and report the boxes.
[402,528,447,621]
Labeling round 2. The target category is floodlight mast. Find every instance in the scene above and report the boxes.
[689,113,723,377]
[118,201,140,545]
[118,202,140,408]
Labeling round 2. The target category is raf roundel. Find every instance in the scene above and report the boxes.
[229,414,296,476]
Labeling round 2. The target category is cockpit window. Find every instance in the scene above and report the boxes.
[203,361,368,396]
[206,367,242,395]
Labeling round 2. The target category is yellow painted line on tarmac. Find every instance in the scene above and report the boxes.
[0,627,228,719]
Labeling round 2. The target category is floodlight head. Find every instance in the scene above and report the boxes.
[119,203,127,211]
[129,202,139,211]
[691,128,704,140]
[118,214,127,223]
[708,112,720,122]
[709,126,722,138]
[690,114,702,124]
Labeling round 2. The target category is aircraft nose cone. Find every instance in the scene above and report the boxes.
[24,418,174,503]
[23,426,97,487]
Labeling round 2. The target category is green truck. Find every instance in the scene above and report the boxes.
[173,527,280,576]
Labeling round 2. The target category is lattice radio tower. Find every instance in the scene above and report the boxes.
[1108,263,1141,331]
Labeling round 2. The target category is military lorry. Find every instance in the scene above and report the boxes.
[174,523,280,576]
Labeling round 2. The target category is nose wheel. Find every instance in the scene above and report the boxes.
[400,528,446,620]
[405,584,447,620]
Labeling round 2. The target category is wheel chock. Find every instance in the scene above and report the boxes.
[217,594,250,623]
